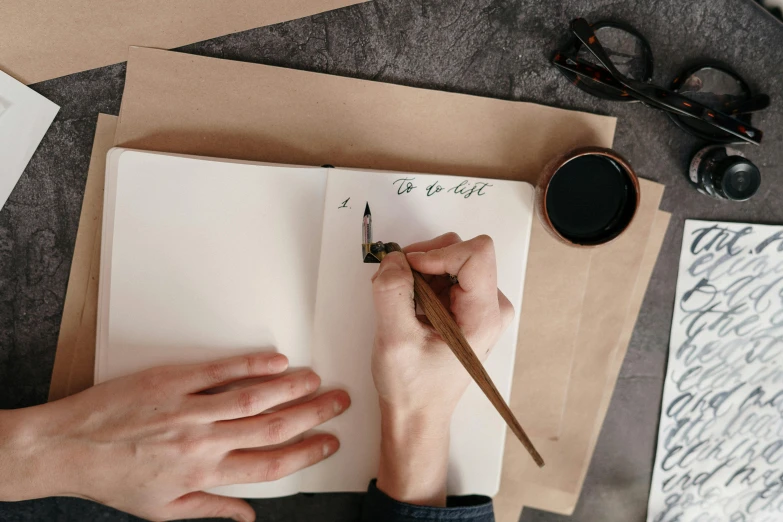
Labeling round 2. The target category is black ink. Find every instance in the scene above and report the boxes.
[756,231,783,254]
[690,225,753,256]
[683,278,712,303]
[447,180,493,199]
[393,177,417,195]
[426,181,444,196]
[338,198,350,209]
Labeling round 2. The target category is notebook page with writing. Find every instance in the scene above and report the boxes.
[96,149,327,498]
[304,168,534,496]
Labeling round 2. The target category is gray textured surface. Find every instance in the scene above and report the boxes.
[0,0,780,521]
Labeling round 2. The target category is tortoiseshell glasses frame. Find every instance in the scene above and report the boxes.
[552,18,768,145]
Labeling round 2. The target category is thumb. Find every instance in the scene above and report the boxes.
[168,492,255,522]
[371,252,421,339]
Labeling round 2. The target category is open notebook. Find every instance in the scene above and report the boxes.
[97,148,535,498]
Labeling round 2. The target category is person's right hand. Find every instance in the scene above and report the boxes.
[369,233,514,507]
[371,233,513,423]
[0,352,350,522]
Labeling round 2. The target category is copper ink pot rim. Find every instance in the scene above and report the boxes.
[535,146,641,248]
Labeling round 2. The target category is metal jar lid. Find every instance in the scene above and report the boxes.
[713,156,761,201]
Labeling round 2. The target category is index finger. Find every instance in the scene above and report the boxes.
[406,234,498,295]
[405,235,501,338]
[168,352,290,393]
[403,232,462,254]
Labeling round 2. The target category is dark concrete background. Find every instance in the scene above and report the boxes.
[0,0,780,520]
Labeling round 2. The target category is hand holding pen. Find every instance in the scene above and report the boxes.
[364,204,543,473]
[366,204,544,506]
[370,232,519,506]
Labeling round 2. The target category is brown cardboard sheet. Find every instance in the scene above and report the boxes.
[115,48,617,186]
[1,0,367,85]
[508,180,664,508]
[515,222,591,439]
[577,210,672,498]
[47,47,665,514]
[495,210,671,520]
[49,114,116,402]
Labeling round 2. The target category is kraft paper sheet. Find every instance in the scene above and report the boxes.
[1,0,367,85]
[49,47,667,516]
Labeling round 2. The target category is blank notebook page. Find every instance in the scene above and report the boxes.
[98,149,327,497]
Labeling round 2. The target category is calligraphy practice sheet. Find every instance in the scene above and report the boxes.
[648,220,783,522]
[98,148,534,498]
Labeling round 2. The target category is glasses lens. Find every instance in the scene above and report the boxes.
[672,66,751,140]
[576,26,649,81]
[679,67,749,109]
[562,23,653,101]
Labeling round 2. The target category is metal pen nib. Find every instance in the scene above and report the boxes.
[363,202,372,244]
[362,203,384,263]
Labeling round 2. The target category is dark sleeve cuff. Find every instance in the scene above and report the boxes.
[362,479,495,522]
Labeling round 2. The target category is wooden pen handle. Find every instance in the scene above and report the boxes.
[384,243,544,468]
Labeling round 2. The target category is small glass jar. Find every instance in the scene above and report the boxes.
[688,145,761,201]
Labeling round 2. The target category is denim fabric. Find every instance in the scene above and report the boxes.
[362,480,495,522]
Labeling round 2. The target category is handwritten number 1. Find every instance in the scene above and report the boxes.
[338,198,350,209]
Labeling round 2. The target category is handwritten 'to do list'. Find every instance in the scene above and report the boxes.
[392,177,493,199]
[648,221,783,522]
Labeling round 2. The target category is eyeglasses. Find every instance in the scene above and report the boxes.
[552,19,769,145]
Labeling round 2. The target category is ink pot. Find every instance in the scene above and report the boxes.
[536,147,640,247]
[688,145,761,202]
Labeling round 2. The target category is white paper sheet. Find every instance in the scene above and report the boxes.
[0,95,10,116]
[98,149,328,498]
[648,220,783,522]
[98,150,327,381]
[0,70,59,210]
[305,168,534,496]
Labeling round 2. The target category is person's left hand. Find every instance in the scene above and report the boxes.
[0,352,350,522]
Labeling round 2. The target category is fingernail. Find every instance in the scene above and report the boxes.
[377,253,404,274]
[334,400,343,413]
[323,440,338,457]
[268,354,288,373]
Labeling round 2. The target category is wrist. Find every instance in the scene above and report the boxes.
[379,401,452,441]
[376,400,452,507]
[0,405,71,501]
